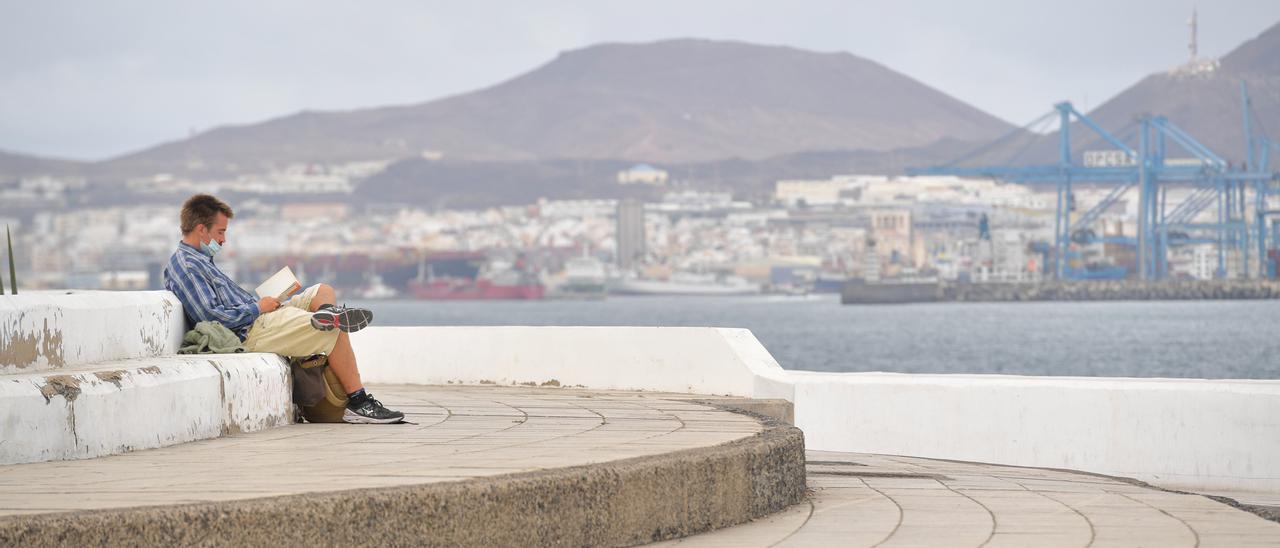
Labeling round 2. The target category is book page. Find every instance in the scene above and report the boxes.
[256,266,301,301]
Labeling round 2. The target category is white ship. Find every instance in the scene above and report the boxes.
[608,271,761,296]
[355,274,399,300]
[547,256,608,299]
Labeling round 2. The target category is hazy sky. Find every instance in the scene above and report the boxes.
[3,1,1278,161]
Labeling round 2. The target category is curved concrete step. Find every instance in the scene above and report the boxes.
[0,353,291,464]
[1,291,183,375]
[0,386,806,546]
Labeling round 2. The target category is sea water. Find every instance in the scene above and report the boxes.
[351,295,1280,379]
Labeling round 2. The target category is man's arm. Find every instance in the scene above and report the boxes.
[168,257,262,330]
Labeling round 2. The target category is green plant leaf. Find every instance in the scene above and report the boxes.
[6,225,15,295]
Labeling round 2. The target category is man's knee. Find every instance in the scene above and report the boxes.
[313,283,336,306]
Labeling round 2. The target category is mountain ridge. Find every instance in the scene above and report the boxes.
[1068,22,1280,165]
[95,38,1015,174]
[3,25,1277,186]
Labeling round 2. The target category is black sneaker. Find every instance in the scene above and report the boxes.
[343,394,404,424]
[311,305,373,333]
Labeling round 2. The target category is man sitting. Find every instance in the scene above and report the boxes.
[162,194,403,424]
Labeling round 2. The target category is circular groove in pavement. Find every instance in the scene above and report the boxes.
[656,451,1280,547]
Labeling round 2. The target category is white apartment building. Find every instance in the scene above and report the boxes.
[616,164,669,185]
[774,175,886,207]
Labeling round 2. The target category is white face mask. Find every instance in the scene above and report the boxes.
[200,238,222,257]
[197,226,223,257]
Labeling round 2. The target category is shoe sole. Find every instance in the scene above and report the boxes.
[312,308,374,333]
[342,408,404,424]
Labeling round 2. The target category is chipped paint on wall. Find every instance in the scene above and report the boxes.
[1,292,184,374]
[37,375,80,402]
[1,355,291,465]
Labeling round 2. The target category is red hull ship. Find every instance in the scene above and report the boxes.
[409,252,544,300]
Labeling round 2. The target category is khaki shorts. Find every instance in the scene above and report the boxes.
[243,284,339,358]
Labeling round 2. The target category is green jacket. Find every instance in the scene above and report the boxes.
[179,321,247,354]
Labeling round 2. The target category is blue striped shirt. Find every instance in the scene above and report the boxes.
[163,241,260,339]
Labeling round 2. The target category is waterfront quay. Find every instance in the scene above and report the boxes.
[4,387,1277,546]
[842,278,1280,304]
[2,291,1279,545]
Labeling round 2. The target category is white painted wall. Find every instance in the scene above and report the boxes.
[351,326,793,400]
[0,291,185,374]
[788,372,1280,493]
[352,326,1280,494]
[0,353,291,465]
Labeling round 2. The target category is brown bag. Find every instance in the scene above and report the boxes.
[288,354,350,423]
[289,354,329,407]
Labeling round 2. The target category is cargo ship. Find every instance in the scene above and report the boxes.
[547,256,608,299]
[609,272,760,296]
[408,252,544,300]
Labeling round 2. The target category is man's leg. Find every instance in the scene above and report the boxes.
[307,283,374,332]
[305,284,363,394]
[307,283,336,311]
[244,286,401,424]
[326,333,363,394]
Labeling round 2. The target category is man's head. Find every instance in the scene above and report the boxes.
[180,194,234,251]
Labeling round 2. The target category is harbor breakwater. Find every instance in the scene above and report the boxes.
[843,279,1280,304]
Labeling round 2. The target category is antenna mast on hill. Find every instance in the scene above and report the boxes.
[1188,7,1199,63]
[1173,7,1216,76]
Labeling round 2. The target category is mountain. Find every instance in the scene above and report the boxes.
[1220,21,1280,76]
[1083,22,1280,165]
[102,39,1015,174]
[1000,21,1280,169]
[357,138,980,210]
[0,149,83,179]
[935,21,1280,172]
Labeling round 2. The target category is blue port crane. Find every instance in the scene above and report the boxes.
[908,91,1276,281]
[1243,83,1280,278]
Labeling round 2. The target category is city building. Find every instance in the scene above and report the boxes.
[616,164,668,185]
[616,199,646,269]
[774,175,881,207]
[870,209,915,274]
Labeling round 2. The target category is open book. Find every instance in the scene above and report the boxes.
[255,266,302,301]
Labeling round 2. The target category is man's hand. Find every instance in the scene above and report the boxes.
[258,296,281,313]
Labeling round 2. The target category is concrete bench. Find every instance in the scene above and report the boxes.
[1,291,185,375]
[1,292,291,465]
[0,354,290,464]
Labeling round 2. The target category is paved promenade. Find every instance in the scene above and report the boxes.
[659,450,1280,547]
[2,384,1276,546]
[0,385,762,516]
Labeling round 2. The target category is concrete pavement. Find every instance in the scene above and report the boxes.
[657,450,1280,547]
[0,385,805,545]
[4,383,1276,546]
